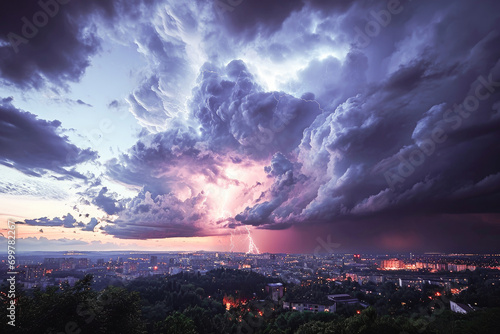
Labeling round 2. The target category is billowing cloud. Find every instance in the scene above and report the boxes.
[92,0,500,250]
[230,0,500,233]
[0,97,97,178]
[103,190,211,239]
[190,60,322,159]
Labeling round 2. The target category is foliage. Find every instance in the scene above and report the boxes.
[1,268,499,333]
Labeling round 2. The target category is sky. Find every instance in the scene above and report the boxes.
[0,0,499,254]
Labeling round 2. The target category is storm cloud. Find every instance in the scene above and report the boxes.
[104,0,500,248]
[0,97,97,178]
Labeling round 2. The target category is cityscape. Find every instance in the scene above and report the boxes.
[3,251,500,291]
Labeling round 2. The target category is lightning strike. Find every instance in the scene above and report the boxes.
[245,226,260,254]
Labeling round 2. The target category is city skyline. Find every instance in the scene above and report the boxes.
[1,0,500,255]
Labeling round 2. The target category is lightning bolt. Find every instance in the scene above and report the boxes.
[229,231,235,252]
[245,226,260,254]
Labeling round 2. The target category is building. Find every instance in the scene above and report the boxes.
[77,258,89,268]
[283,301,336,313]
[426,279,451,291]
[450,301,475,314]
[380,259,404,270]
[399,278,423,288]
[266,283,284,301]
[43,258,64,270]
[150,256,158,267]
[358,275,384,285]
[327,294,360,305]
[24,265,46,281]
[61,258,77,270]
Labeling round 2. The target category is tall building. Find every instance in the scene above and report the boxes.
[150,256,158,267]
[24,265,45,281]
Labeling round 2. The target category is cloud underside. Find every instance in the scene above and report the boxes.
[0,98,97,178]
[1,0,500,249]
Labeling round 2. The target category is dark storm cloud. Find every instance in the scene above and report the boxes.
[0,0,119,89]
[21,213,99,232]
[93,187,123,215]
[214,0,355,42]
[236,153,299,225]
[100,124,235,238]
[103,52,325,238]
[99,0,500,246]
[102,190,209,239]
[233,0,500,234]
[214,0,305,40]
[0,0,167,90]
[105,127,222,196]
[22,213,79,228]
[190,60,321,159]
[0,97,97,178]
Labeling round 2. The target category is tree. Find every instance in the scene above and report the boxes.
[157,312,198,334]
